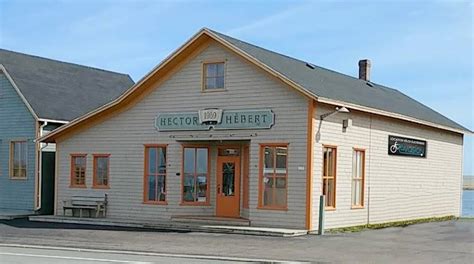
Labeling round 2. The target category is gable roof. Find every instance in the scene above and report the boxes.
[209,29,468,133]
[0,49,134,121]
[39,28,470,143]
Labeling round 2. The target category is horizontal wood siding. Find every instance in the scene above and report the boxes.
[56,43,309,228]
[312,103,463,229]
[0,73,36,211]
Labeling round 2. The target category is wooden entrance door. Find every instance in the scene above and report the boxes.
[216,156,240,217]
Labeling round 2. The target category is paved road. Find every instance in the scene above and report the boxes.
[0,246,264,264]
[0,218,473,263]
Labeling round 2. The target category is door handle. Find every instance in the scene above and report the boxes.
[217,184,221,194]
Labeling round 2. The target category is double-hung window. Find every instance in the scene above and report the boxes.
[323,146,337,209]
[352,149,365,208]
[260,145,288,209]
[10,141,27,179]
[182,147,209,204]
[70,154,86,187]
[203,62,225,90]
[144,145,167,203]
[93,154,110,188]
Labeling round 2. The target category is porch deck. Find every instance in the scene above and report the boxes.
[28,215,308,237]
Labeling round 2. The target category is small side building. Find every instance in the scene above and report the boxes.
[0,49,134,216]
[40,28,470,230]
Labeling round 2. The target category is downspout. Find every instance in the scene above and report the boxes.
[35,121,48,212]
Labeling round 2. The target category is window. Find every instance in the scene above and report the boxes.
[10,141,27,179]
[70,154,86,187]
[203,62,225,90]
[259,145,288,209]
[182,147,209,204]
[322,146,337,209]
[352,149,365,208]
[93,154,110,188]
[144,146,167,203]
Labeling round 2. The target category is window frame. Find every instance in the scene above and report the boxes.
[92,154,111,189]
[322,145,337,210]
[9,140,27,180]
[180,145,211,206]
[143,144,168,205]
[258,143,289,211]
[202,61,226,92]
[351,148,365,209]
[70,154,87,188]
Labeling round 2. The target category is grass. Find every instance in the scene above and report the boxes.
[327,215,457,233]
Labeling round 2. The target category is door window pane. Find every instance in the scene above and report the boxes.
[222,162,235,196]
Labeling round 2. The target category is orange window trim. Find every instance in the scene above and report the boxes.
[351,148,366,209]
[180,145,211,206]
[322,145,337,210]
[70,153,87,188]
[305,99,315,230]
[143,145,168,205]
[92,154,111,189]
[242,145,250,209]
[257,143,289,210]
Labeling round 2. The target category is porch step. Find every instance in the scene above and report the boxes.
[171,216,250,226]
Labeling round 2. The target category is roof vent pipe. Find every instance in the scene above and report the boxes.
[358,59,371,81]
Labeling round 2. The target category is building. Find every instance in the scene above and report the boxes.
[0,49,134,216]
[40,28,470,230]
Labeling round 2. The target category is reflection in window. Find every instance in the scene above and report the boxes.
[11,141,27,179]
[352,150,365,207]
[204,62,225,90]
[222,162,235,196]
[323,146,337,208]
[71,154,86,186]
[261,145,288,208]
[145,146,166,202]
[183,147,208,203]
[93,155,109,187]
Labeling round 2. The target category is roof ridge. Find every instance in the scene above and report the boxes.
[0,48,131,77]
[210,29,403,93]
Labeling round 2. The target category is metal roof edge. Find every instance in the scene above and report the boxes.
[0,64,39,121]
[317,97,471,135]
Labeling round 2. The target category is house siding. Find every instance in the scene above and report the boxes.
[0,73,37,211]
[311,103,463,230]
[56,42,309,229]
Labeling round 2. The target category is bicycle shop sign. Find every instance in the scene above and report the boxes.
[155,109,275,131]
[388,135,427,158]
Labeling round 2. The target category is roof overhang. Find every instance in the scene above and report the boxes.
[38,28,471,143]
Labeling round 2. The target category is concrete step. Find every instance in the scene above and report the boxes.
[171,216,250,226]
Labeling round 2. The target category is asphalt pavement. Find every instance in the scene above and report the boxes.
[0,218,472,263]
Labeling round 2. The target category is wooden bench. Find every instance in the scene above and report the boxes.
[63,194,108,218]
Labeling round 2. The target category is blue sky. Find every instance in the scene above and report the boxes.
[1,0,472,174]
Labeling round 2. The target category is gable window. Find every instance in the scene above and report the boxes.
[259,144,288,209]
[10,141,27,179]
[323,146,337,209]
[144,145,167,204]
[182,146,209,204]
[93,154,110,189]
[70,154,86,187]
[352,149,365,208]
[203,62,225,90]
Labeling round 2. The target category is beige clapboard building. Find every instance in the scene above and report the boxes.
[41,28,470,231]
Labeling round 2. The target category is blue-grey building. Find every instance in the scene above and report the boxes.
[0,49,134,217]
